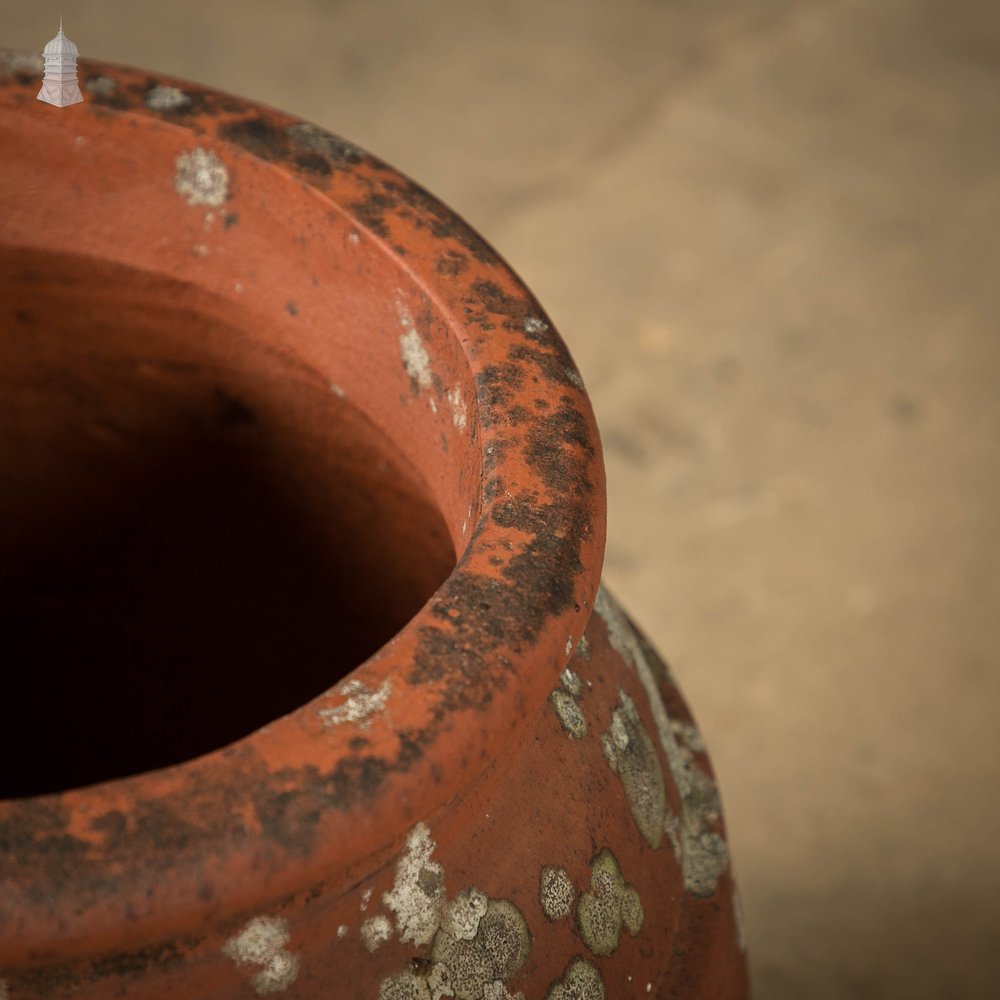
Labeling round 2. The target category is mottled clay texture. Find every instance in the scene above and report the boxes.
[0,54,746,999]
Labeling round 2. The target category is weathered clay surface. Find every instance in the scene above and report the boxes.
[0,53,746,997]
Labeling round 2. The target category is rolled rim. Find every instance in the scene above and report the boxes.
[0,51,606,959]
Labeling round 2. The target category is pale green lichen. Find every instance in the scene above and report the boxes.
[442,887,489,941]
[575,849,644,957]
[550,667,588,739]
[382,890,530,1000]
[550,689,587,739]
[539,865,576,922]
[601,690,667,849]
[594,584,730,897]
[430,896,530,1000]
[545,958,605,1000]
[380,972,431,1000]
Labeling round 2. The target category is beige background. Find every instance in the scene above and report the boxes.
[4,1,1000,996]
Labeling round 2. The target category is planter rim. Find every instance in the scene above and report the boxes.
[0,51,606,956]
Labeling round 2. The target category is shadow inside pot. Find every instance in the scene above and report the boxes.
[0,245,456,799]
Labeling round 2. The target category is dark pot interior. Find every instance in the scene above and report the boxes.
[0,244,455,798]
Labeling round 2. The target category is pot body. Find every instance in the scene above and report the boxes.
[0,53,747,999]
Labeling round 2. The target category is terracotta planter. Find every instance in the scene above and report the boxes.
[0,53,748,999]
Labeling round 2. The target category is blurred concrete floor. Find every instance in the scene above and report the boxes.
[5,0,1000,996]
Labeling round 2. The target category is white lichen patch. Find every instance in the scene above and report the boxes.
[0,51,43,74]
[361,888,373,911]
[442,886,489,941]
[671,719,706,754]
[400,329,433,390]
[565,367,585,390]
[286,121,363,164]
[575,635,591,660]
[174,147,229,207]
[550,689,587,740]
[223,915,299,995]
[383,822,446,947]
[85,75,116,94]
[539,865,575,922]
[545,958,605,1000]
[560,667,583,697]
[318,678,391,729]
[146,84,190,110]
[575,848,643,957]
[594,585,729,897]
[523,316,548,336]
[397,295,433,391]
[601,690,667,849]
[362,914,394,952]
[337,924,349,939]
[664,810,682,860]
[549,666,587,739]
[446,386,468,430]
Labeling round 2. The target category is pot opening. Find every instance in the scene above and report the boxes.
[0,245,456,799]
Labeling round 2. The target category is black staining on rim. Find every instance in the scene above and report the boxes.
[286,122,364,166]
[404,269,599,727]
[84,79,129,111]
[470,281,533,332]
[436,250,469,277]
[524,401,596,497]
[4,937,193,996]
[0,66,602,931]
[218,115,291,162]
[0,733,434,920]
[510,342,581,393]
[0,800,89,876]
[462,298,497,333]
[294,151,332,177]
[476,363,526,427]
[349,192,395,240]
[81,73,246,119]
[382,178,498,265]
